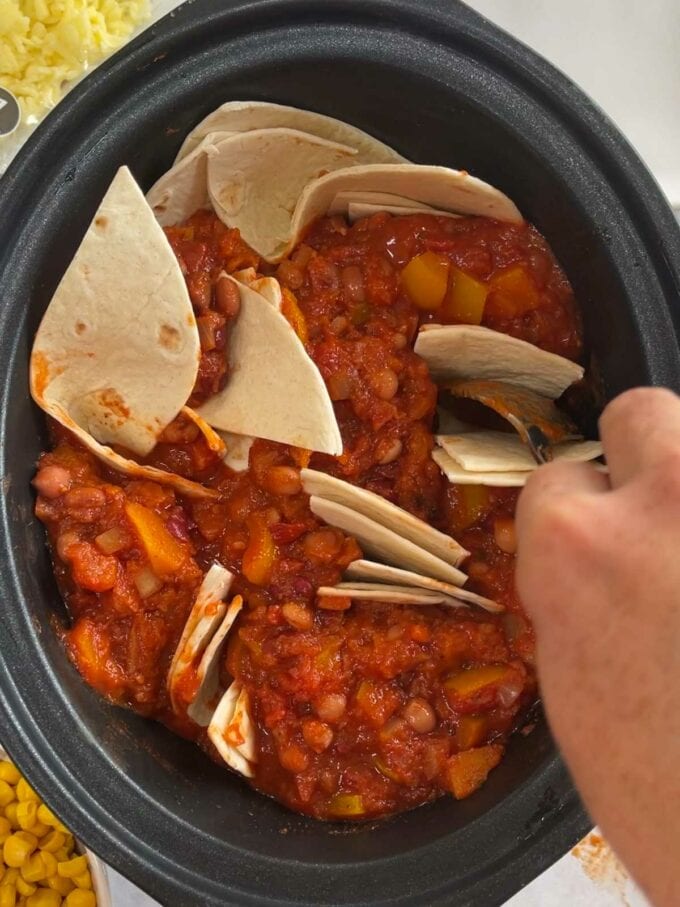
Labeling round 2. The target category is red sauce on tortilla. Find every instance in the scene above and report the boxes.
[33,209,581,819]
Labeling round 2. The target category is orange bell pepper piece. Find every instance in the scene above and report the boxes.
[242,515,276,586]
[281,288,309,344]
[446,744,503,799]
[124,501,187,575]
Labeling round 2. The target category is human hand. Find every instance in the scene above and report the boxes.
[516,388,680,907]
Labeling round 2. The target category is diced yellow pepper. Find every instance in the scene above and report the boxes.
[0,783,15,809]
[445,665,509,698]
[442,267,488,324]
[64,890,96,907]
[281,288,308,344]
[326,793,365,818]
[446,745,504,799]
[16,781,38,805]
[0,765,20,787]
[456,715,488,750]
[4,832,37,868]
[56,856,86,880]
[401,252,449,310]
[26,891,63,907]
[241,517,276,587]
[124,501,187,576]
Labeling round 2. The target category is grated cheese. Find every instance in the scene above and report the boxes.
[0,0,150,123]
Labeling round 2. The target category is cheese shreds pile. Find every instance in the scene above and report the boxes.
[0,0,150,123]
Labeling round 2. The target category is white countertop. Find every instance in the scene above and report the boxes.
[2,1,671,903]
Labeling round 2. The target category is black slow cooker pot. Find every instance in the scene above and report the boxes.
[1,1,679,905]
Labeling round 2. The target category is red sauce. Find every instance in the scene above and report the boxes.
[33,209,581,820]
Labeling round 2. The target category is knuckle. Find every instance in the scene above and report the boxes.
[601,387,678,434]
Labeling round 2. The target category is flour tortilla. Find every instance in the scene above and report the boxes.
[208,682,256,778]
[196,276,342,454]
[433,447,535,487]
[207,129,358,261]
[436,431,603,473]
[301,468,468,569]
[188,595,243,727]
[167,564,234,715]
[415,325,583,398]
[344,560,503,613]
[147,132,233,227]
[335,190,462,222]
[317,583,468,608]
[175,100,406,165]
[231,269,282,309]
[284,164,522,259]
[309,495,466,586]
[31,167,200,458]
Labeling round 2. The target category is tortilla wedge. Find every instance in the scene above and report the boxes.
[231,269,282,309]
[300,468,468,569]
[31,166,200,458]
[347,201,461,221]
[318,584,468,608]
[309,495,466,586]
[344,560,503,613]
[167,563,234,715]
[175,99,406,165]
[206,129,358,261]
[187,595,244,727]
[197,276,342,455]
[146,132,233,227]
[433,447,537,487]
[208,681,256,778]
[436,431,603,473]
[415,324,583,398]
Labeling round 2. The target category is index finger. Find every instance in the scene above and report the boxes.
[598,387,680,488]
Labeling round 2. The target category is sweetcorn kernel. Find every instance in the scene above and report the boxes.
[38,833,64,855]
[34,811,65,836]
[26,891,63,907]
[20,853,48,883]
[0,765,21,787]
[0,886,16,907]
[1,868,20,887]
[4,832,38,868]
[70,871,90,891]
[55,857,86,881]
[45,875,72,896]
[16,803,37,833]
[15,877,35,897]
[0,785,15,810]
[4,806,19,831]
[15,782,38,805]
[0,819,12,844]
[64,890,95,907]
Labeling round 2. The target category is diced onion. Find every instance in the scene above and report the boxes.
[133,566,162,599]
[95,527,130,555]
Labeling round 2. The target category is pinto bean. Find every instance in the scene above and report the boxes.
[282,602,313,631]
[33,465,73,499]
[263,466,302,497]
[215,275,241,318]
[303,528,343,563]
[371,367,399,400]
[277,260,305,290]
[63,486,106,512]
[341,265,365,303]
[402,697,437,734]
[302,719,334,753]
[494,517,517,554]
[376,437,403,465]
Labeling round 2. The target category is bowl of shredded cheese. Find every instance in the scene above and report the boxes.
[0,0,151,172]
